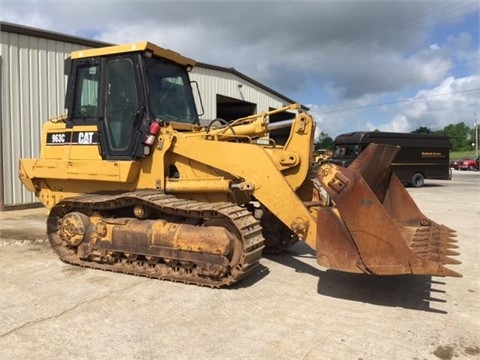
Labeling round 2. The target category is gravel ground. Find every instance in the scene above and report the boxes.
[0,170,478,360]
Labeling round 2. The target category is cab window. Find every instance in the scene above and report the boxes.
[104,59,138,151]
[72,65,100,118]
[145,57,198,124]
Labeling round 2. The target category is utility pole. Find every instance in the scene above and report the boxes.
[476,112,479,159]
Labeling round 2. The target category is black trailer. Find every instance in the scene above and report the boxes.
[331,131,451,187]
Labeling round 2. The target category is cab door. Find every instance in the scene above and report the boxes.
[99,55,145,160]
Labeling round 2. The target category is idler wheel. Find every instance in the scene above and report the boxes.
[59,212,90,246]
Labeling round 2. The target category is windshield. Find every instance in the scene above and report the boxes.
[333,144,363,158]
[145,57,198,124]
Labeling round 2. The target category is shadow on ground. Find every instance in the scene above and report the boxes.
[407,183,444,188]
[266,242,448,313]
[230,264,271,289]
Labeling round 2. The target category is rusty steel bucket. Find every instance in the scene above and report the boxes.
[315,143,461,277]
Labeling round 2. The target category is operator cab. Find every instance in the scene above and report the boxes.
[64,41,199,160]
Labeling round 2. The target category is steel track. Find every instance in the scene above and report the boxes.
[47,190,265,287]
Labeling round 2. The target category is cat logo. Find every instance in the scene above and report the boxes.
[78,132,94,144]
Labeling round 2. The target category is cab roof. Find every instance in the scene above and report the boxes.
[70,41,196,67]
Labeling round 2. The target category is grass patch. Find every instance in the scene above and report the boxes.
[450,150,477,160]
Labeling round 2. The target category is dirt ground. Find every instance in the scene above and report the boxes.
[1,170,479,360]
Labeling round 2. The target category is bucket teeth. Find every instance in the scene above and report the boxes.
[411,241,458,250]
[410,224,461,272]
[441,256,462,265]
[416,252,461,265]
[447,244,459,249]
[438,265,462,278]
[442,249,461,256]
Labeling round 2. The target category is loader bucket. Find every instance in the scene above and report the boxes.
[316,143,461,277]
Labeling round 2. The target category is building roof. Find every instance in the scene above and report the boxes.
[1,21,302,108]
[0,21,111,48]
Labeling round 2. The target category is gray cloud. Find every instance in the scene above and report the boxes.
[2,0,478,136]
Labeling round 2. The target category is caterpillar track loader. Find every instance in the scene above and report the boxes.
[19,42,461,287]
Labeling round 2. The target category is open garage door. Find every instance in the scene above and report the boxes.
[216,95,256,121]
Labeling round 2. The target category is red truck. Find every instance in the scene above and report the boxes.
[456,156,479,171]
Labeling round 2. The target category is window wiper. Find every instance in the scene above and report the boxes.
[133,104,145,125]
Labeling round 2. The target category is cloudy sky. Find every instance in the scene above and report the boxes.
[2,0,479,138]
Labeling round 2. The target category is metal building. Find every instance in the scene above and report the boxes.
[0,22,299,209]
[192,63,296,122]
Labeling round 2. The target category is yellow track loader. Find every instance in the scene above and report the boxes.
[19,42,460,287]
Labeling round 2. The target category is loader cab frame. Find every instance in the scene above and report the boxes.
[64,51,199,160]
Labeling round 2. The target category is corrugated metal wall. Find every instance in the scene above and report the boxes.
[0,31,88,207]
[190,67,288,121]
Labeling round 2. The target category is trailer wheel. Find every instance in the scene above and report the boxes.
[411,172,424,188]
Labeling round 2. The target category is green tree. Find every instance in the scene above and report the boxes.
[469,126,479,149]
[442,122,472,151]
[315,131,334,150]
[411,126,431,134]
